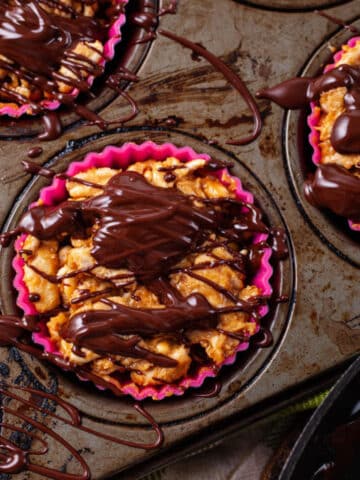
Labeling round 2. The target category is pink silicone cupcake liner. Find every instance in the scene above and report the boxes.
[13,141,273,400]
[0,0,128,118]
[308,36,360,232]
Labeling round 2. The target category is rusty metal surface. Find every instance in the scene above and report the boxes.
[0,0,359,478]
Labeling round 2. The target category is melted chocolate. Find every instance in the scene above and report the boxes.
[192,378,222,398]
[39,112,63,141]
[164,114,184,127]
[252,326,273,348]
[63,284,265,360]
[304,164,360,220]
[257,62,360,155]
[159,29,262,145]
[0,382,163,479]
[269,228,289,260]
[27,146,43,159]
[275,294,289,304]
[29,293,41,302]
[315,10,360,35]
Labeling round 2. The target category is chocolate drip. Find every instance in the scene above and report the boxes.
[27,146,43,159]
[252,326,273,348]
[304,164,360,220]
[39,112,63,141]
[158,29,262,145]
[159,0,177,17]
[0,312,169,391]
[315,10,360,35]
[63,282,265,360]
[164,171,176,182]
[1,170,268,275]
[86,172,219,273]
[0,382,163,478]
[22,159,57,178]
[275,294,289,304]
[192,378,222,398]
[257,63,360,155]
[269,228,289,260]
[22,160,104,190]
[29,293,41,302]
[204,158,234,170]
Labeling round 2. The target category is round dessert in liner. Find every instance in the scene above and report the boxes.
[13,141,273,401]
[308,36,360,232]
[0,0,128,117]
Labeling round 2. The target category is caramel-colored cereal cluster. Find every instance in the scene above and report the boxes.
[21,236,60,313]
[317,40,360,171]
[21,158,263,388]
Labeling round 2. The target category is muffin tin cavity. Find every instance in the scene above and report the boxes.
[0,0,159,139]
[0,127,294,425]
[236,0,351,11]
[283,22,360,268]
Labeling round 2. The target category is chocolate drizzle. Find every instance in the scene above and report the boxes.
[158,29,262,145]
[315,10,360,35]
[304,164,360,221]
[0,382,163,478]
[192,378,222,398]
[27,146,43,159]
[0,160,275,369]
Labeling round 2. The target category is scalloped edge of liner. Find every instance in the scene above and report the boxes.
[13,141,273,401]
[0,0,129,118]
[307,36,360,232]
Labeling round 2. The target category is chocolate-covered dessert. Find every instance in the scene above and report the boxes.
[0,142,276,400]
[257,36,360,230]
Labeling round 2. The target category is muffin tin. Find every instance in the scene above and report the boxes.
[0,0,359,478]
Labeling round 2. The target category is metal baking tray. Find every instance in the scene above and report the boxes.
[0,0,359,478]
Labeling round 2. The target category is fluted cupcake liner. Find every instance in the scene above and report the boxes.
[0,0,128,117]
[308,36,360,231]
[13,141,273,400]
